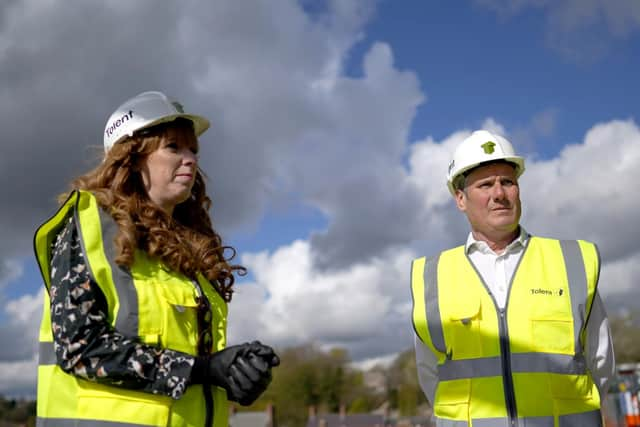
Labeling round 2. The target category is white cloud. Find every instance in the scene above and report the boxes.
[0,289,42,396]
[0,259,24,291]
[0,0,638,398]
[0,355,38,397]
[600,252,640,298]
[282,41,425,269]
[0,0,377,267]
[474,0,640,61]
[228,240,416,359]
[408,130,467,210]
[475,0,640,35]
[520,119,640,261]
[6,289,43,326]
[406,118,640,271]
[229,117,640,363]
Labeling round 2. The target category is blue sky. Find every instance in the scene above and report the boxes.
[231,0,639,262]
[0,0,639,397]
[362,2,639,153]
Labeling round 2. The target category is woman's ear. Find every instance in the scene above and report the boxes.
[130,155,142,172]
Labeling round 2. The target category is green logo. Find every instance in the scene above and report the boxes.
[481,141,496,154]
[171,101,185,113]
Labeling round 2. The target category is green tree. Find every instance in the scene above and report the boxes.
[240,343,380,427]
[609,312,640,363]
[385,349,428,416]
[0,395,36,427]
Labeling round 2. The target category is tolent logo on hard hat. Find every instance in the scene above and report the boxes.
[105,110,134,138]
[481,141,495,154]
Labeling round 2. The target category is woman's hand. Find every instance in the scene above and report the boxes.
[191,341,280,405]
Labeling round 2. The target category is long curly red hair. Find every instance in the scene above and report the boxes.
[65,119,244,302]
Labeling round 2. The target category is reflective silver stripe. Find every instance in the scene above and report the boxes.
[558,410,602,427]
[439,352,587,380]
[470,418,509,427]
[436,416,580,427]
[425,255,446,353]
[439,356,502,380]
[435,414,593,427]
[559,240,588,355]
[517,416,554,427]
[38,341,57,365]
[96,208,139,337]
[511,352,587,375]
[434,418,468,427]
[37,417,156,427]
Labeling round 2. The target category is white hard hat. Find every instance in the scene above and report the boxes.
[103,91,210,151]
[446,129,525,194]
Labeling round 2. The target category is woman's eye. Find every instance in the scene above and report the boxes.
[166,142,178,150]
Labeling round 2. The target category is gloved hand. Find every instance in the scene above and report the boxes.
[190,341,280,406]
[230,341,280,406]
[245,341,280,369]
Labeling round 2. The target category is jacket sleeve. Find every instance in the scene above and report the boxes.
[49,215,195,400]
[584,292,615,397]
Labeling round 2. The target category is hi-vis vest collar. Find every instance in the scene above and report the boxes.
[411,237,602,427]
[34,190,228,427]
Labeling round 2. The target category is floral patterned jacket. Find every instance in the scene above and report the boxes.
[49,216,195,399]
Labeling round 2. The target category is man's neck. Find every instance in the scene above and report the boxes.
[471,227,520,255]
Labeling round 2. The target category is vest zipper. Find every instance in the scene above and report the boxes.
[498,308,518,427]
[466,237,530,427]
[192,279,215,427]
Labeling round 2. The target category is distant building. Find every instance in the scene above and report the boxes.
[306,405,387,427]
[393,416,432,427]
[229,404,276,427]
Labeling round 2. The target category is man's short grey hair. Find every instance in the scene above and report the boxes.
[453,175,467,192]
[453,160,518,193]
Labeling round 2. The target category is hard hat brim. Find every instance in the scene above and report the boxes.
[107,113,211,149]
[447,156,525,195]
[134,113,210,139]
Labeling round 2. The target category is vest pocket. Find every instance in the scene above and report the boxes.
[434,379,471,420]
[159,285,200,355]
[448,298,481,359]
[530,318,574,354]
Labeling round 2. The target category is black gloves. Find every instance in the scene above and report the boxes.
[190,341,280,406]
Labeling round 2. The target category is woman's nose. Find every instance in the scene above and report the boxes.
[181,148,198,165]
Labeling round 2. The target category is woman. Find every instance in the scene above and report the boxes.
[34,91,279,427]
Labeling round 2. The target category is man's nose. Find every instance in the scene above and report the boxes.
[491,182,506,199]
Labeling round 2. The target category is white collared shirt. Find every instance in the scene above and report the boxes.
[466,227,529,309]
[414,228,615,404]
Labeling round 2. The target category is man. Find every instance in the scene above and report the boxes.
[411,130,615,427]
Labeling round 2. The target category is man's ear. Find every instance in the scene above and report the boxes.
[454,189,466,212]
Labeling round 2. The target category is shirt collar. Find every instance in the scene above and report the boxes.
[465,226,530,255]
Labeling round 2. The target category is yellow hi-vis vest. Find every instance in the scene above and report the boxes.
[34,190,229,427]
[411,237,603,427]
